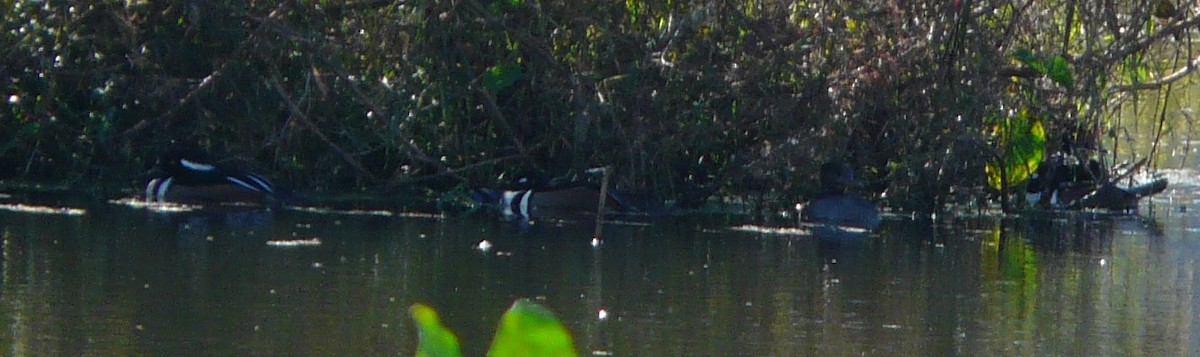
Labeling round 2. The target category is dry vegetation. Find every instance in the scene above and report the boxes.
[2,0,1198,212]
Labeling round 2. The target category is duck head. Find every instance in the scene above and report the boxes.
[819,161,859,195]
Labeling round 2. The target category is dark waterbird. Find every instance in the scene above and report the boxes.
[145,148,283,206]
[469,167,679,223]
[472,185,630,221]
[1025,155,1167,212]
[799,162,881,231]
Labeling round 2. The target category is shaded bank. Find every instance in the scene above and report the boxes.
[3,1,1196,213]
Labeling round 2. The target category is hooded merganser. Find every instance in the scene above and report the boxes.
[800,162,881,231]
[145,149,278,205]
[1026,153,1167,211]
[474,185,629,221]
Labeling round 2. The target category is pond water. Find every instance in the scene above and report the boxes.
[0,184,1198,356]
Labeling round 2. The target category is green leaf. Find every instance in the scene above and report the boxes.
[985,110,1046,191]
[1046,55,1073,87]
[1013,48,1039,72]
[1013,49,1073,88]
[482,64,523,91]
[486,300,578,357]
[410,304,463,357]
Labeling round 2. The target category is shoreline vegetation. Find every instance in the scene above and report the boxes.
[3,1,1198,215]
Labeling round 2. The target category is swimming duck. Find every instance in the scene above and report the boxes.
[1025,154,1166,211]
[474,185,629,221]
[800,162,881,231]
[145,149,278,205]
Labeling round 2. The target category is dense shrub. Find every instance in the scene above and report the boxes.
[2,0,1196,212]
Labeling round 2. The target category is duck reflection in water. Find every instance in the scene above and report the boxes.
[170,210,275,247]
[799,162,881,232]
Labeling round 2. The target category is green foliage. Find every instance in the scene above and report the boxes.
[1120,53,1150,85]
[408,300,577,357]
[482,64,524,92]
[488,300,578,357]
[986,111,1046,191]
[0,0,1188,212]
[1014,49,1074,88]
[411,304,463,357]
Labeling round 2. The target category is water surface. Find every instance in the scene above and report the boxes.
[1,188,1198,356]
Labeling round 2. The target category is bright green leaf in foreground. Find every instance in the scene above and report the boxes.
[411,304,463,357]
[487,299,578,357]
[986,110,1046,191]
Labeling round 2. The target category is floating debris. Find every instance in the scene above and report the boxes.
[0,203,86,216]
[476,240,493,252]
[266,238,323,247]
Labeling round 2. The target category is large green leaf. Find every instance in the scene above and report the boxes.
[482,64,523,92]
[487,300,578,357]
[411,304,463,357]
[986,111,1046,191]
[1013,48,1074,88]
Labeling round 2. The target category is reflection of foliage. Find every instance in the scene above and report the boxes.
[411,300,577,357]
[981,222,1038,330]
[986,111,1046,191]
[0,1,1193,211]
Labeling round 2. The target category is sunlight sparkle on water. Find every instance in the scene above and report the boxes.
[109,197,199,212]
[729,224,809,235]
[0,203,85,215]
[265,238,322,247]
[285,206,396,217]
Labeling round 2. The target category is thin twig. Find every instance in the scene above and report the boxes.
[593,166,610,239]
[1107,51,1200,93]
[267,73,380,183]
[115,3,290,140]
[393,155,522,185]
[249,10,447,174]
[476,87,535,166]
[1148,84,1173,164]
